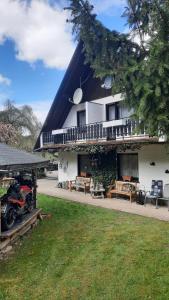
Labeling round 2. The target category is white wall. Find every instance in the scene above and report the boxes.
[86,102,104,124]
[58,152,78,182]
[92,93,123,105]
[62,94,124,128]
[57,144,169,191]
[138,144,169,190]
[63,103,86,128]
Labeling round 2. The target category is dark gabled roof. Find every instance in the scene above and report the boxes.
[34,41,111,150]
[0,143,49,171]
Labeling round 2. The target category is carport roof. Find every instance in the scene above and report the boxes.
[0,143,49,171]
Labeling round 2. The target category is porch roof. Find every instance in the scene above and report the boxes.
[40,137,160,152]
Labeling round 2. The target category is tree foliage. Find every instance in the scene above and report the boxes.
[0,122,19,145]
[67,0,169,137]
[0,100,41,151]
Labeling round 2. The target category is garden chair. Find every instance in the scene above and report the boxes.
[144,180,163,208]
[158,184,169,210]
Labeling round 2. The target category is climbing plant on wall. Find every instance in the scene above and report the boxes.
[89,151,116,189]
[63,144,115,153]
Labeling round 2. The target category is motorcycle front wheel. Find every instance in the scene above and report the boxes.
[1,205,16,231]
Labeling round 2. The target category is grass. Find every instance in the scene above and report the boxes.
[1,195,169,299]
[0,187,6,196]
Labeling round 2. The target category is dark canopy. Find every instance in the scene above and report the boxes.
[34,42,111,150]
[0,143,49,171]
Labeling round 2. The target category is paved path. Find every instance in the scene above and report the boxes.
[38,179,169,222]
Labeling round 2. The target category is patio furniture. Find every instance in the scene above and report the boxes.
[90,188,105,199]
[108,180,137,202]
[144,180,163,208]
[70,176,91,194]
[0,177,15,188]
[157,184,169,210]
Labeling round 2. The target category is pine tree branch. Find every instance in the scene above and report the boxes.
[127,0,147,53]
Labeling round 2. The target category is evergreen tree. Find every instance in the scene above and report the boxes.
[67,0,169,137]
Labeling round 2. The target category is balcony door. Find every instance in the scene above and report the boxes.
[77,110,86,127]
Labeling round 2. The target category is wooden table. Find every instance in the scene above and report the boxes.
[90,189,105,199]
[157,197,169,210]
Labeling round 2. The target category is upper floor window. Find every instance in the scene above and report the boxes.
[106,102,132,121]
[77,110,86,127]
[106,103,120,121]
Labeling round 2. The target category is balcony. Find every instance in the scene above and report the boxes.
[40,119,156,149]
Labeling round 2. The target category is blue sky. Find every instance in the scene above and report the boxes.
[0,0,126,122]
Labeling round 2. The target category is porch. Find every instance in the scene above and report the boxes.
[38,179,169,222]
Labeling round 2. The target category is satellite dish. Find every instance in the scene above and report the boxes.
[72,88,83,105]
[101,76,113,90]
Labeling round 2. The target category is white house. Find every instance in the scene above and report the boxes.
[34,42,169,191]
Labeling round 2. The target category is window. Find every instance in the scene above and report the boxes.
[106,103,120,121]
[77,110,86,127]
[106,102,132,121]
[118,154,139,181]
[118,103,132,119]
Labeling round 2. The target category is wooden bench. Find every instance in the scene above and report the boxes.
[70,177,91,194]
[107,181,137,202]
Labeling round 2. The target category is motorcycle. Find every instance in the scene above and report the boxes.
[1,177,34,231]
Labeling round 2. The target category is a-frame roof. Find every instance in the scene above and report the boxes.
[34,42,111,150]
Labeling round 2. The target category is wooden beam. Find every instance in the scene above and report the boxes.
[32,169,37,209]
[0,208,42,239]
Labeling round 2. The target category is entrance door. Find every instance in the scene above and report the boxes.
[118,153,139,181]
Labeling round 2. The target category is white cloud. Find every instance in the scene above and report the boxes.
[91,0,126,15]
[0,0,75,69]
[0,74,11,86]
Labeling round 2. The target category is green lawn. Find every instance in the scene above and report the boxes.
[0,188,5,196]
[1,195,169,300]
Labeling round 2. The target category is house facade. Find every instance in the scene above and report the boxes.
[35,42,169,190]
